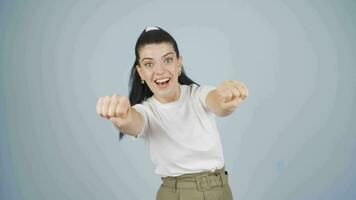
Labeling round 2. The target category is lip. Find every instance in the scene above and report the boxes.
[154,77,170,82]
[154,77,171,89]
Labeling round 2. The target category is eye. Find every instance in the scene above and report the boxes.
[144,62,153,68]
[164,57,173,63]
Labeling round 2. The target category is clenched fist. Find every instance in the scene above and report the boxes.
[96,94,132,126]
[96,94,144,136]
[216,80,248,111]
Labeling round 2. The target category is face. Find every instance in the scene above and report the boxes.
[136,42,182,103]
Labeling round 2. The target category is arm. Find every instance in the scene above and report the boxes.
[96,94,144,137]
[111,107,144,137]
[206,80,248,117]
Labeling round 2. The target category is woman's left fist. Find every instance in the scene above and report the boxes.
[216,80,248,107]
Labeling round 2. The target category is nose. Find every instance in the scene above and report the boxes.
[153,62,165,75]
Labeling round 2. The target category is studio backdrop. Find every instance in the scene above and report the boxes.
[0,0,355,199]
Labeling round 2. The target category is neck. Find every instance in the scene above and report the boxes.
[154,85,181,104]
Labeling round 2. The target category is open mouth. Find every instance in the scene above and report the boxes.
[154,78,170,87]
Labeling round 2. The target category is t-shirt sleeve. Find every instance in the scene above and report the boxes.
[128,103,148,141]
[197,85,216,111]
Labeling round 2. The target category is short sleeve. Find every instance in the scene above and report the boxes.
[197,85,216,110]
[128,104,148,141]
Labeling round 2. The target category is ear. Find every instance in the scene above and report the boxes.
[136,65,144,80]
[178,56,183,71]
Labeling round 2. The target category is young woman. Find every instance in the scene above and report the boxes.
[96,26,248,200]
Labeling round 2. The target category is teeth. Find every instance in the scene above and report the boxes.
[155,78,169,83]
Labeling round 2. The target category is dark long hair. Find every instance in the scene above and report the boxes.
[119,26,198,140]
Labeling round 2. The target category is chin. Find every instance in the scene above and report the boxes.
[151,81,179,98]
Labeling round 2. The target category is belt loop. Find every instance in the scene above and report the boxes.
[162,177,177,193]
[215,168,224,186]
[217,170,225,186]
[216,167,227,186]
[173,179,177,192]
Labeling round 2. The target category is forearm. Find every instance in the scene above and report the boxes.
[112,107,144,136]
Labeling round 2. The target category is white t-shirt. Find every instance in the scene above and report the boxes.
[129,84,225,177]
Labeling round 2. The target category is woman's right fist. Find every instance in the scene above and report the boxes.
[96,94,131,120]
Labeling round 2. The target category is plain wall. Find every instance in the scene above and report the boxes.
[1,0,355,199]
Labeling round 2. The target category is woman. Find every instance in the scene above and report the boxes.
[96,26,248,200]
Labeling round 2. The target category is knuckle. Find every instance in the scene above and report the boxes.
[111,94,119,100]
[120,96,129,101]
[103,96,110,104]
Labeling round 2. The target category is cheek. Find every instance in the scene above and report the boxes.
[173,67,181,77]
[168,64,179,74]
[141,70,153,79]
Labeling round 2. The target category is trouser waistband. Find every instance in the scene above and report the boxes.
[160,167,229,192]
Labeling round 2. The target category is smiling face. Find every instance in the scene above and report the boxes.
[136,42,182,103]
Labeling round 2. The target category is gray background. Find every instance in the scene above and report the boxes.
[1,0,355,199]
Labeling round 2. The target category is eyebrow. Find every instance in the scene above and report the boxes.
[141,52,174,62]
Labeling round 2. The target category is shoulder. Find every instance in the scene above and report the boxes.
[131,97,154,114]
[182,84,216,109]
[132,98,152,109]
[184,83,216,98]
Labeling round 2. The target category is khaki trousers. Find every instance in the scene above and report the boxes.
[156,167,233,200]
